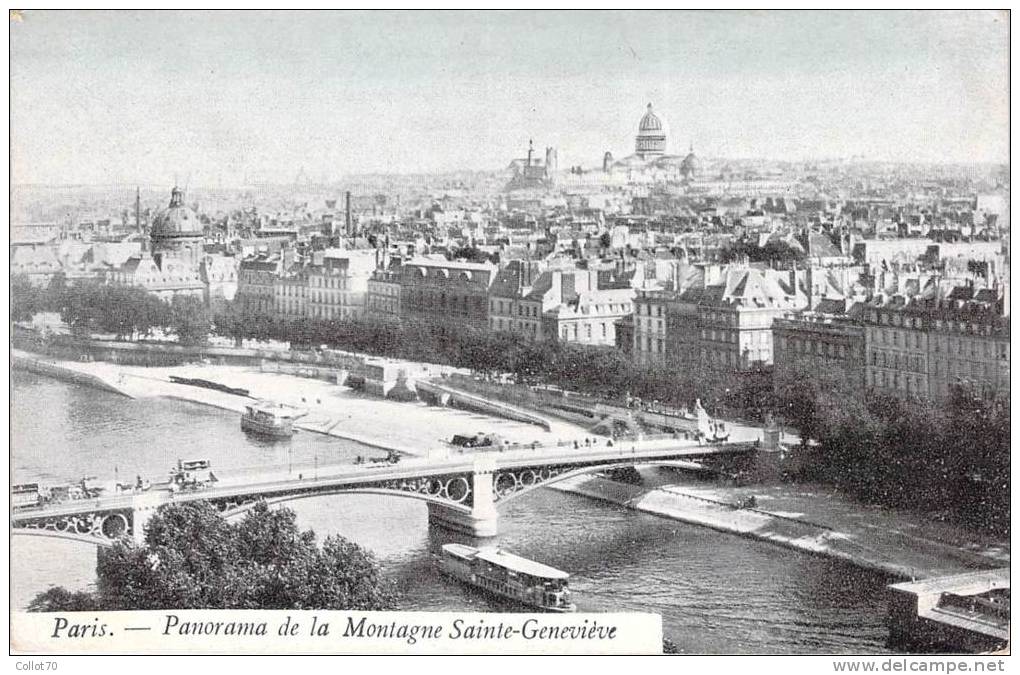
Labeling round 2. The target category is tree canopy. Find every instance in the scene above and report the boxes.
[28,502,395,611]
[720,238,806,264]
[775,358,1009,536]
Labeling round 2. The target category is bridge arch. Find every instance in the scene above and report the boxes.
[492,460,701,507]
[218,485,473,519]
[11,527,116,548]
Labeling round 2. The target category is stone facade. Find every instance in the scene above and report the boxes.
[398,258,496,330]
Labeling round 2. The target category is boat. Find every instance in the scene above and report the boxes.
[241,400,301,438]
[169,375,251,397]
[436,543,576,612]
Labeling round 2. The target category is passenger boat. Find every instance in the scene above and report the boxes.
[241,401,300,438]
[436,543,576,612]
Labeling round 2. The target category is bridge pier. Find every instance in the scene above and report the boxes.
[131,494,164,545]
[426,460,498,537]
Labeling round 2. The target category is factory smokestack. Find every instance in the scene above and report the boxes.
[345,191,352,236]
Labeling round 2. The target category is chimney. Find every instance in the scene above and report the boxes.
[345,191,352,236]
[806,265,815,310]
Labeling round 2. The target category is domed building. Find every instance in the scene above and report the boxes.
[680,144,700,180]
[600,103,700,184]
[151,186,205,269]
[634,103,667,160]
[107,186,207,302]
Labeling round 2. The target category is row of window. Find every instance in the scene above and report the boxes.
[870,349,924,372]
[873,328,924,349]
[872,328,1009,361]
[700,347,740,367]
[929,359,1006,380]
[636,303,664,317]
[781,337,849,359]
[491,317,539,334]
[309,277,348,290]
[868,369,925,394]
[406,290,486,312]
[872,310,1002,337]
[559,322,613,342]
[491,300,540,318]
[636,318,664,333]
[639,336,665,353]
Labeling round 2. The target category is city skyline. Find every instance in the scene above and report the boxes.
[10,10,1010,187]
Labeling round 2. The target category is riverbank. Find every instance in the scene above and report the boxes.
[12,350,590,458]
[551,474,1009,581]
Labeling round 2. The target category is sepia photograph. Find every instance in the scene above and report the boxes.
[8,9,1011,660]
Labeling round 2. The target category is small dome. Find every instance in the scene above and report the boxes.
[151,187,203,238]
[682,151,700,173]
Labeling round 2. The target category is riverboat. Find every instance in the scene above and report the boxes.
[241,401,300,438]
[436,543,576,612]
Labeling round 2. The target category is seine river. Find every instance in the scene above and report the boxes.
[11,370,896,654]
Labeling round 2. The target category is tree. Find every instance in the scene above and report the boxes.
[11,274,43,322]
[26,587,100,612]
[29,502,395,611]
[169,295,212,346]
[44,271,68,312]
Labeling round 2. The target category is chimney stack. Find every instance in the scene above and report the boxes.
[345,191,352,236]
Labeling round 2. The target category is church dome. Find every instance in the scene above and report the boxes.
[151,187,203,238]
[638,103,664,133]
[635,103,667,159]
[681,149,700,176]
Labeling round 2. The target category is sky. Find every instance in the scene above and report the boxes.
[9,10,1010,186]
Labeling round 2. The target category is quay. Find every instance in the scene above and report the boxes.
[887,569,1010,653]
[551,474,1008,581]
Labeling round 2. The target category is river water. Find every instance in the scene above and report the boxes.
[11,370,896,654]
